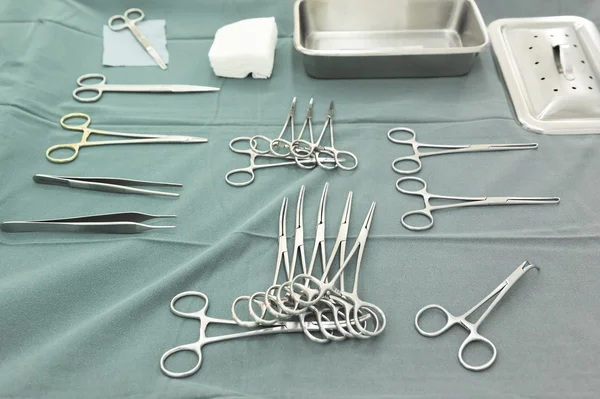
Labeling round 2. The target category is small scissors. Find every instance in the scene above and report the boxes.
[415,261,539,371]
[47,113,207,164]
[108,8,167,70]
[225,137,336,187]
[73,73,220,103]
[396,177,560,231]
[388,127,538,175]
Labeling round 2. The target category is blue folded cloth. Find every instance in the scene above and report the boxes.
[102,20,169,67]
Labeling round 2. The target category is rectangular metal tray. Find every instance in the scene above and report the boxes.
[489,16,600,135]
[293,0,489,79]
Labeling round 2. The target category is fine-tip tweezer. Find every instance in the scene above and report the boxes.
[0,212,176,234]
[33,174,182,197]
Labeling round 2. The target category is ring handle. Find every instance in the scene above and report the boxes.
[458,333,497,371]
[414,304,456,337]
[225,168,255,187]
[46,144,79,164]
[352,302,387,337]
[334,150,358,171]
[249,135,272,155]
[299,309,331,344]
[124,8,144,23]
[60,113,91,130]
[73,87,102,103]
[401,209,434,231]
[108,15,128,30]
[170,291,209,319]
[395,176,427,195]
[290,139,313,158]
[270,138,292,157]
[392,155,422,175]
[160,342,202,378]
[77,73,107,86]
[387,127,417,144]
[231,295,259,328]
[315,148,337,170]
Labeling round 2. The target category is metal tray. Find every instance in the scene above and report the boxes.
[489,16,600,135]
[293,0,489,79]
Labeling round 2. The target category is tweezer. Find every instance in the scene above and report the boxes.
[1,212,176,234]
[33,174,182,197]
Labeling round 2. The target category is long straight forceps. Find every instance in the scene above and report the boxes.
[396,177,560,231]
[108,8,167,70]
[160,291,347,378]
[388,127,538,175]
[73,73,220,103]
[415,261,540,371]
[47,113,207,164]
[250,98,296,157]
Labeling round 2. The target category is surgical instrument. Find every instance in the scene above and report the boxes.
[1,212,175,234]
[47,113,207,163]
[396,176,560,231]
[225,136,337,187]
[415,261,540,371]
[314,102,359,171]
[73,73,219,102]
[388,127,538,175]
[250,97,296,157]
[108,8,167,70]
[33,174,182,197]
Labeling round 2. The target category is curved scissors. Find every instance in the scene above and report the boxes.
[396,177,560,231]
[73,73,219,103]
[387,127,538,175]
[225,137,336,187]
[415,261,539,371]
[161,291,344,378]
[47,113,207,163]
[108,8,167,70]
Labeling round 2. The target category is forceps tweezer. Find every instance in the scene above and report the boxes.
[73,73,220,102]
[1,212,176,234]
[415,261,540,371]
[396,177,560,231]
[109,8,167,70]
[47,113,208,163]
[388,127,538,174]
[33,174,182,197]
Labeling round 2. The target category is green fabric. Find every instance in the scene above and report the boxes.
[1,0,600,398]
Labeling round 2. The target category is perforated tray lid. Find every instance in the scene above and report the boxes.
[489,16,600,135]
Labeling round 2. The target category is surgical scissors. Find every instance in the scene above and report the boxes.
[160,291,354,378]
[225,137,336,187]
[108,8,167,70]
[73,73,219,102]
[46,113,207,164]
[250,98,296,157]
[396,177,560,231]
[388,127,538,175]
[415,261,540,371]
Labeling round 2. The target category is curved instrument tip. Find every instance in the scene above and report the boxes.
[317,183,329,224]
[279,198,288,237]
[296,186,305,228]
[341,191,353,224]
[521,261,540,272]
[363,202,376,231]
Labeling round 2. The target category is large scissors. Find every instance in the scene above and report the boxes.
[225,137,336,187]
[108,8,167,70]
[415,261,539,371]
[160,291,351,378]
[388,127,538,175]
[73,73,220,103]
[47,113,207,164]
[396,177,560,231]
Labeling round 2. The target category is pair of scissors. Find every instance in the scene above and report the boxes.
[46,113,207,164]
[415,261,540,371]
[73,74,220,103]
[160,291,354,378]
[387,127,538,175]
[291,102,358,171]
[225,137,337,187]
[250,97,297,157]
[396,177,560,231]
[108,8,167,70]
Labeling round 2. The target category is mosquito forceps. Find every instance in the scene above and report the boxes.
[396,176,560,231]
[388,127,538,175]
[33,174,182,197]
[47,113,207,163]
[415,261,540,371]
[108,8,167,70]
[1,212,175,234]
[73,73,219,102]
[250,97,297,157]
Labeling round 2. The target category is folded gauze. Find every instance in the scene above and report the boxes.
[208,17,278,79]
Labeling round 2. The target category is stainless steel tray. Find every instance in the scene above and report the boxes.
[489,16,600,135]
[293,0,489,79]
